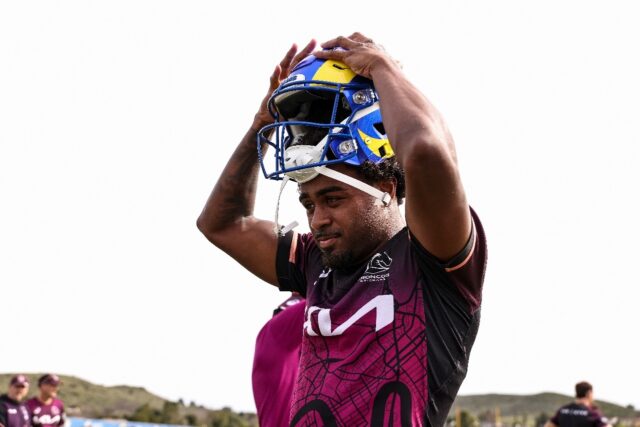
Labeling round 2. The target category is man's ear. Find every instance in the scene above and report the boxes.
[376,178,397,202]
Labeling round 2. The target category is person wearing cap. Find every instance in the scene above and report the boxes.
[25,375,65,427]
[0,375,31,427]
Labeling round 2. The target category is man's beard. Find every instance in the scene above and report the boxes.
[320,248,358,270]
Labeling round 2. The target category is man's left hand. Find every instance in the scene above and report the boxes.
[314,32,398,79]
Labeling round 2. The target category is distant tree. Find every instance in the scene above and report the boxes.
[209,408,249,427]
[457,410,478,427]
[447,410,478,427]
[161,401,181,424]
[185,414,199,426]
[129,403,162,423]
[478,409,495,424]
[178,398,185,406]
[511,414,529,427]
[535,412,549,427]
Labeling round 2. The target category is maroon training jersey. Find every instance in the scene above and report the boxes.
[252,295,306,427]
[24,398,64,427]
[276,209,487,426]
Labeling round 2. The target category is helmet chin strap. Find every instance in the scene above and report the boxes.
[314,166,391,206]
[273,176,299,235]
[274,135,391,236]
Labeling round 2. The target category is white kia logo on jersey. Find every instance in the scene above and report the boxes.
[304,294,394,336]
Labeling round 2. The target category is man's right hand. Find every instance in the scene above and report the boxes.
[252,40,317,132]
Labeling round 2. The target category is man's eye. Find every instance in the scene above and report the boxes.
[326,197,341,205]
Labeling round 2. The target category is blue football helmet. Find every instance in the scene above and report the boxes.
[257,54,394,183]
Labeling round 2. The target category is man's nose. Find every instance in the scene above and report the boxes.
[310,205,331,230]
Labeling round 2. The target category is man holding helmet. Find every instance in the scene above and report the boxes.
[198,33,487,426]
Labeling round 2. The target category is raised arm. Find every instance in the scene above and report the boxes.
[197,41,316,285]
[315,33,471,261]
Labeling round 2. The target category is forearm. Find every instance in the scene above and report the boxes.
[370,59,456,168]
[370,54,470,259]
[197,127,265,239]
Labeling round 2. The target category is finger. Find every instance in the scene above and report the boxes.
[290,39,317,70]
[278,44,298,75]
[269,64,282,89]
[313,48,347,62]
[321,35,359,50]
[348,32,373,44]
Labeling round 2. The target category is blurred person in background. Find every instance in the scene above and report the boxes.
[25,375,65,427]
[545,381,614,427]
[252,292,305,427]
[0,375,31,427]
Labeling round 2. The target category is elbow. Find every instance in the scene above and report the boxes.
[196,215,224,247]
[197,213,245,251]
[196,215,208,236]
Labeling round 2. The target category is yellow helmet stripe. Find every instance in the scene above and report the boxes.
[357,129,395,158]
[312,60,357,84]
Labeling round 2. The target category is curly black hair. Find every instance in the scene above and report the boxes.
[357,158,406,205]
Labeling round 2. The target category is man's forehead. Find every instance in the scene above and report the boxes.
[298,181,349,198]
[297,164,361,195]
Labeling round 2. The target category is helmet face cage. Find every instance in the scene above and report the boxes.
[257,56,394,182]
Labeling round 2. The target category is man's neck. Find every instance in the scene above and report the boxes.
[38,395,53,405]
[575,397,592,407]
[4,395,19,403]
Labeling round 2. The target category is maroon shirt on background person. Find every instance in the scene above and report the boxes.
[24,398,64,427]
[252,294,306,427]
[25,375,65,427]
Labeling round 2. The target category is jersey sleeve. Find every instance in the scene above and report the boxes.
[550,409,560,425]
[410,207,487,313]
[59,402,66,427]
[409,208,487,426]
[276,230,312,297]
[591,409,608,427]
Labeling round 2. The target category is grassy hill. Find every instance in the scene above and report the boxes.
[3,373,637,426]
[452,392,638,421]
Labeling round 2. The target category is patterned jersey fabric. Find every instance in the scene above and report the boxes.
[277,209,487,426]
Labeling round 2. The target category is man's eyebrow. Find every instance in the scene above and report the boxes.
[298,186,347,202]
